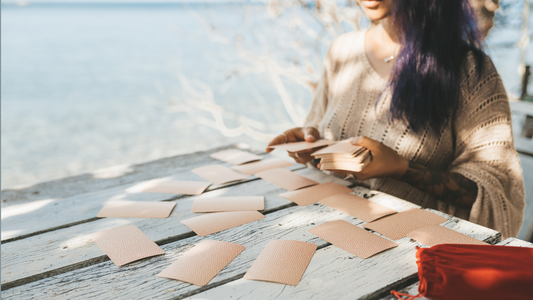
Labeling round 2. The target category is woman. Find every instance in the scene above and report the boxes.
[266,0,525,238]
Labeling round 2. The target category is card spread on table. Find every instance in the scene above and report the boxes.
[210,149,262,165]
[243,240,317,286]
[363,208,448,240]
[255,168,318,191]
[132,178,211,195]
[97,201,176,218]
[157,240,245,286]
[232,158,294,175]
[181,211,265,236]
[407,225,488,246]
[279,182,353,206]
[319,194,397,222]
[267,139,335,152]
[92,225,164,267]
[191,164,247,185]
[191,196,264,213]
[308,220,398,259]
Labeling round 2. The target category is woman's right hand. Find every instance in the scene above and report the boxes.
[266,127,321,164]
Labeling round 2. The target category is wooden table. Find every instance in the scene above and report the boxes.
[2,145,531,300]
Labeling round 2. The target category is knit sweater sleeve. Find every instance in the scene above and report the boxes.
[450,55,525,238]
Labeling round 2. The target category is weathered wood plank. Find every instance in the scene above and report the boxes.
[0,192,415,300]
[0,168,347,290]
[1,144,254,205]
[497,237,533,247]
[1,155,302,242]
[378,237,533,300]
[1,191,498,300]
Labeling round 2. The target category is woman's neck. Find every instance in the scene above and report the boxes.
[365,17,402,80]
[376,17,400,48]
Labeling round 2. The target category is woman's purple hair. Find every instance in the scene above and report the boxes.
[389,0,485,133]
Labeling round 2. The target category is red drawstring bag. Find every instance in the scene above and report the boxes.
[391,244,533,300]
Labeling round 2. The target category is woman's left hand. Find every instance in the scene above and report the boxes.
[322,136,409,180]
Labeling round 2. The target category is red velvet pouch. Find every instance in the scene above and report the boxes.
[391,244,533,300]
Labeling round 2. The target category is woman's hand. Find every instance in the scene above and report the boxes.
[326,136,409,180]
[266,127,321,164]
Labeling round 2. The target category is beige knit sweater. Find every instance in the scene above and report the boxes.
[305,30,525,238]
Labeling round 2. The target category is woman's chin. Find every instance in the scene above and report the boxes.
[358,0,391,22]
[363,11,390,22]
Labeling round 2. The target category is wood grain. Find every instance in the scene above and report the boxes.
[1,168,348,290]
[187,213,500,300]
[1,145,252,204]
[1,191,498,300]
[1,155,302,242]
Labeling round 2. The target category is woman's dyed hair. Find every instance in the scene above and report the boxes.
[389,0,485,133]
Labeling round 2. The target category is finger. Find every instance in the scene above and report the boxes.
[293,148,316,155]
[266,134,288,152]
[285,128,304,142]
[289,151,307,159]
[349,136,381,150]
[266,135,286,147]
[295,158,307,164]
[288,152,305,164]
[303,126,320,142]
[351,172,368,181]
[297,153,313,162]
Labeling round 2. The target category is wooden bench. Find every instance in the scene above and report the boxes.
[1,145,528,299]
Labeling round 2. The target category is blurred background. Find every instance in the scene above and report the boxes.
[2,0,532,189]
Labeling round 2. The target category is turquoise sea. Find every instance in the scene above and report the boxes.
[2,2,532,188]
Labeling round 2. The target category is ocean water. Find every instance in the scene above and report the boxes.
[1,3,315,188]
[1,3,532,188]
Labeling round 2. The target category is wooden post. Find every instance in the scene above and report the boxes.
[519,0,530,100]
[522,65,531,100]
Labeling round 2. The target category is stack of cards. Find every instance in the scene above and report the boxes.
[267,139,335,153]
[312,140,371,172]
